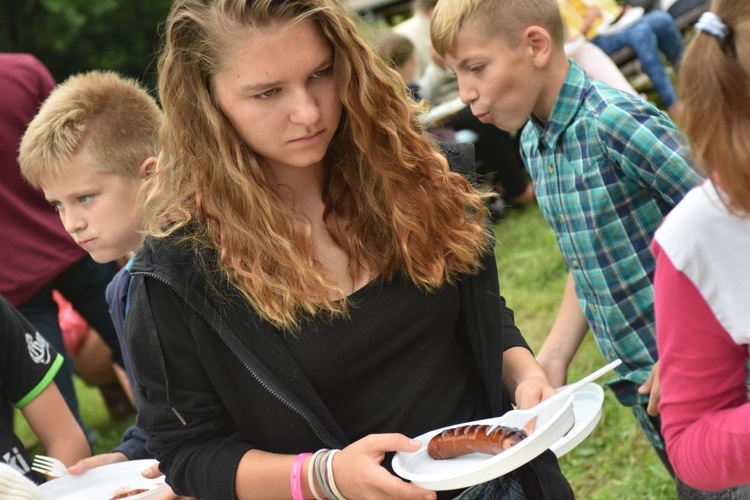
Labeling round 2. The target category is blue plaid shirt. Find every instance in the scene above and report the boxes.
[520,61,702,448]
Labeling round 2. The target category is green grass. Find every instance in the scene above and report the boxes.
[15,203,674,497]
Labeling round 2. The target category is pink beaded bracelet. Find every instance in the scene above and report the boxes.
[291,452,312,500]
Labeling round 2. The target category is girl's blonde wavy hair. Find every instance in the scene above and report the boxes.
[679,0,750,214]
[147,0,490,330]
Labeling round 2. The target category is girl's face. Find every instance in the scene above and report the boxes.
[214,20,343,178]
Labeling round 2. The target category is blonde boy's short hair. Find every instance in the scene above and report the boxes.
[430,0,564,56]
[20,70,162,187]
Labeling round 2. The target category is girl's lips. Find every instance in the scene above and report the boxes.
[291,129,324,142]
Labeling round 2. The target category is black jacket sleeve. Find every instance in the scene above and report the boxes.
[126,276,252,499]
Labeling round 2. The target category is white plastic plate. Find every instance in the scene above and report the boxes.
[38,459,168,500]
[392,395,575,491]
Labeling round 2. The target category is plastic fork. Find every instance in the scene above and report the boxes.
[485,358,623,435]
[31,455,68,477]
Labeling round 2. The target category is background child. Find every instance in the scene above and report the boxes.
[430,0,701,486]
[0,52,123,440]
[371,29,421,98]
[370,29,460,150]
[560,0,685,117]
[18,70,162,479]
[653,1,750,496]
[0,294,90,484]
[557,0,640,96]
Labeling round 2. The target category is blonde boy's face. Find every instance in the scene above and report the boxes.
[41,150,149,263]
[445,26,545,131]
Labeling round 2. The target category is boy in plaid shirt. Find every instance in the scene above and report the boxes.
[431,0,702,477]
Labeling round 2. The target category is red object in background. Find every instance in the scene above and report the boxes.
[52,289,90,356]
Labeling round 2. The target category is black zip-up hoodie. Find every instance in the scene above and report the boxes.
[125,143,574,499]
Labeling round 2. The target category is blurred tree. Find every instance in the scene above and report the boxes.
[0,0,171,92]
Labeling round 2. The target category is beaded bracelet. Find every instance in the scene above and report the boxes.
[291,452,312,500]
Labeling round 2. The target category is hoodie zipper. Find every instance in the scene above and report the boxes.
[132,270,338,448]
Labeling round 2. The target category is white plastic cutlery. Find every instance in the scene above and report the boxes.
[548,358,623,409]
[31,455,68,477]
[485,358,623,435]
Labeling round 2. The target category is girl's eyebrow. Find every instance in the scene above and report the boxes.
[237,57,334,93]
[240,80,283,93]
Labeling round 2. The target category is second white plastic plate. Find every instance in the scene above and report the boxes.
[38,459,167,500]
[550,382,605,457]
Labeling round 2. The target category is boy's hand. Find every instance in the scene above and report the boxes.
[67,452,127,475]
[638,363,661,417]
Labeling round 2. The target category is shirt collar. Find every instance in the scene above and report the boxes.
[526,59,589,151]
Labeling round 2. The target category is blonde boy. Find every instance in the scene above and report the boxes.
[19,70,162,474]
[20,70,159,265]
[431,0,702,479]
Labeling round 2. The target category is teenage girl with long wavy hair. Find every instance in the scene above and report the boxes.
[126,0,573,498]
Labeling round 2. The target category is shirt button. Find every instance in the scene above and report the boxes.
[548,164,554,173]
[572,260,579,268]
[609,349,616,359]
[558,215,564,222]
[591,304,597,312]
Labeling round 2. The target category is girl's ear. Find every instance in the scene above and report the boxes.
[523,25,554,69]
[139,157,157,178]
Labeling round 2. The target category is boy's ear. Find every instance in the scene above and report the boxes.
[523,26,553,69]
[138,157,157,178]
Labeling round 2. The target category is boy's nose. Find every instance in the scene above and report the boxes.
[458,85,477,105]
[60,211,85,234]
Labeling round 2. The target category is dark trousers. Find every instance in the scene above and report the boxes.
[17,256,120,427]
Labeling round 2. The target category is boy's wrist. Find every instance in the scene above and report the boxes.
[535,354,570,388]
